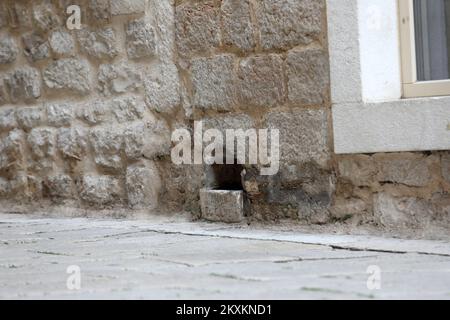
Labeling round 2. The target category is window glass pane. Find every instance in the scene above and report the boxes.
[414,0,450,81]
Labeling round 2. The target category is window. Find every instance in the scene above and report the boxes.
[328,0,450,154]
[399,0,450,97]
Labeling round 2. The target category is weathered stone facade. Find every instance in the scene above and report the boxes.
[0,0,167,211]
[334,152,450,233]
[0,0,449,237]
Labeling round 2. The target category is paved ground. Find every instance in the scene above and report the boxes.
[1,213,450,300]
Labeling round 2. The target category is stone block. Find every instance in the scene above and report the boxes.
[175,1,220,59]
[202,113,256,156]
[6,67,41,103]
[200,189,245,223]
[22,32,51,62]
[43,59,91,95]
[286,48,329,105]
[144,63,180,113]
[0,35,19,64]
[258,162,333,224]
[256,0,324,50]
[98,63,142,96]
[79,175,122,206]
[330,198,367,219]
[27,128,56,171]
[111,96,145,123]
[57,127,88,161]
[149,0,175,61]
[28,174,46,200]
[123,120,171,162]
[338,155,377,187]
[123,119,170,162]
[191,55,236,111]
[123,122,144,160]
[237,54,285,108]
[77,100,110,126]
[221,0,255,52]
[43,174,74,199]
[47,103,74,127]
[49,29,75,57]
[297,197,331,225]
[88,0,111,24]
[32,2,61,32]
[0,108,17,132]
[125,18,156,59]
[16,106,45,131]
[431,193,450,220]
[375,153,432,187]
[264,108,330,167]
[126,161,161,209]
[90,126,123,171]
[374,193,434,229]
[111,0,145,16]
[142,119,171,160]
[279,162,333,194]
[0,129,25,172]
[10,173,29,198]
[8,2,33,29]
[77,27,118,60]
[203,113,255,133]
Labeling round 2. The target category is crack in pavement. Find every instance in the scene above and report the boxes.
[329,245,450,257]
[3,218,450,258]
[272,255,379,264]
[21,226,450,258]
[133,228,450,258]
[28,250,73,256]
[209,272,270,282]
[23,227,92,235]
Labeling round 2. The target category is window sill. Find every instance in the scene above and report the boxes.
[332,96,450,154]
[403,80,450,98]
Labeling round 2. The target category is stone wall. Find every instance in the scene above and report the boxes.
[175,0,333,223]
[0,0,449,236]
[0,0,175,211]
[334,152,450,235]
[0,0,333,217]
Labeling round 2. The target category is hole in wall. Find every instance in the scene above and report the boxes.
[209,162,244,191]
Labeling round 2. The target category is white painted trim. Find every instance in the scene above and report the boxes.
[333,97,450,154]
[327,0,450,154]
[326,0,362,104]
[358,0,402,102]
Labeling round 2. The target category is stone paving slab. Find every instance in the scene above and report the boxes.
[1,214,450,299]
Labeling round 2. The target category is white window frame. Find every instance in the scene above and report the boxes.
[327,0,450,154]
[399,0,450,98]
